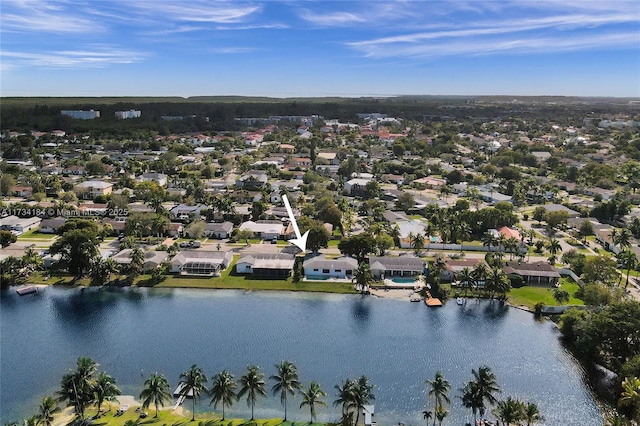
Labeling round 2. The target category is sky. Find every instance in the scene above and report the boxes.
[1,0,639,98]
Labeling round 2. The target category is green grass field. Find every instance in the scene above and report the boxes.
[17,229,58,240]
[508,277,583,310]
[66,404,321,426]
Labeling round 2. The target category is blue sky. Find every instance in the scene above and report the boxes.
[1,0,639,97]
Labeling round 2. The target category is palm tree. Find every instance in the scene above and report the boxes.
[426,371,450,426]
[614,227,633,250]
[179,365,208,421]
[472,262,488,294]
[36,396,60,426]
[493,397,525,426]
[617,249,638,288]
[130,248,145,274]
[619,376,640,422]
[457,267,475,297]
[435,405,448,426]
[238,365,267,421]
[209,370,237,421]
[523,402,544,426]
[93,372,121,415]
[482,232,496,253]
[424,221,435,253]
[334,379,356,418]
[57,357,98,420]
[351,376,375,426]
[460,381,482,425]
[504,237,519,260]
[547,238,562,259]
[485,268,510,300]
[495,234,506,263]
[457,222,472,253]
[299,381,327,424]
[411,232,424,256]
[471,366,501,418]
[140,373,172,418]
[270,361,302,421]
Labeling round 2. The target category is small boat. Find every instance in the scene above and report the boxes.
[410,296,421,302]
[16,285,37,296]
[425,298,443,307]
[456,297,463,305]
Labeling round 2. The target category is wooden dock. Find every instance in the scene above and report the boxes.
[16,285,37,296]
[423,290,442,307]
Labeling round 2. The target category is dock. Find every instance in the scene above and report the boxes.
[423,290,442,307]
[173,382,193,397]
[16,285,37,296]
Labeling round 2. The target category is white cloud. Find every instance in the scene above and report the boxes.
[351,32,640,58]
[1,0,101,33]
[129,1,262,24]
[1,46,148,68]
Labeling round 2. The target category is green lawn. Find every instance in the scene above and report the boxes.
[144,258,356,294]
[508,277,583,310]
[68,404,320,426]
[17,229,58,240]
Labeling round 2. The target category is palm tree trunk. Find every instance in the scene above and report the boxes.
[284,394,288,421]
[192,396,196,421]
[626,268,632,289]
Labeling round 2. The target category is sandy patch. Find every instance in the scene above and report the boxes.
[116,395,142,407]
[369,288,419,301]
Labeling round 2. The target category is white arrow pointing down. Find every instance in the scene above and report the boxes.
[282,194,308,252]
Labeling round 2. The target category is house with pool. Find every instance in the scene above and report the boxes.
[368,255,426,280]
[235,253,295,278]
[303,254,358,280]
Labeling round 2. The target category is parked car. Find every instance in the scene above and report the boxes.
[190,240,201,248]
[179,242,188,248]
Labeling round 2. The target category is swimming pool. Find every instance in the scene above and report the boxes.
[390,277,417,284]
[305,275,331,281]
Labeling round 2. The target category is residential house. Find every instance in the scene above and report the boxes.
[39,217,67,234]
[541,204,581,219]
[503,261,561,286]
[584,187,615,201]
[170,251,234,276]
[167,222,183,237]
[344,178,372,195]
[0,215,42,235]
[203,222,233,239]
[137,172,168,187]
[368,256,425,280]
[381,174,405,185]
[74,180,113,199]
[236,171,268,189]
[238,220,284,240]
[111,249,169,271]
[303,254,358,279]
[441,258,489,284]
[235,253,295,278]
[290,157,312,168]
[169,204,206,220]
[10,185,33,198]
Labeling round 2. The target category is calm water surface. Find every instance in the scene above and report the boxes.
[0,287,603,425]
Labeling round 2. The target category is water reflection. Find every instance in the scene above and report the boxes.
[1,288,603,426]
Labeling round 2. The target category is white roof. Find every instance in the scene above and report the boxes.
[239,221,284,234]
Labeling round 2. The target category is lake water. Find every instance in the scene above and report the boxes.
[0,287,603,425]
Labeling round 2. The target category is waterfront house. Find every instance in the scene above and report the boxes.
[303,254,358,279]
[503,261,561,286]
[111,249,169,271]
[368,255,425,280]
[441,258,490,283]
[170,251,233,276]
[235,253,295,278]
